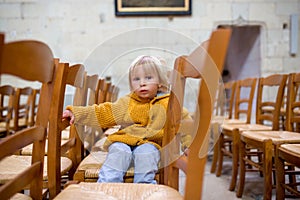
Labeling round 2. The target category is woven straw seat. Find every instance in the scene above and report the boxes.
[280,143,300,155]
[0,155,72,185]
[20,139,69,155]
[241,131,300,143]
[8,193,33,200]
[75,150,149,182]
[55,182,182,200]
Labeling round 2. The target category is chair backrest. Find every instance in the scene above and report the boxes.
[82,74,102,152]
[0,34,64,199]
[105,84,119,102]
[222,80,237,118]
[162,28,232,200]
[29,88,40,127]
[11,86,34,131]
[47,62,85,198]
[86,74,99,106]
[95,78,104,104]
[0,85,15,136]
[96,79,111,104]
[234,77,257,123]
[105,84,114,102]
[285,72,300,132]
[255,74,288,130]
[111,85,119,102]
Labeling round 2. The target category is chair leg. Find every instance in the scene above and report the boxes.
[275,145,285,200]
[210,123,220,173]
[263,140,273,200]
[210,139,219,173]
[236,138,246,198]
[216,132,225,177]
[229,129,239,191]
[287,165,297,191]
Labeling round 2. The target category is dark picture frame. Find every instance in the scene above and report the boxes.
[115,0,191,16]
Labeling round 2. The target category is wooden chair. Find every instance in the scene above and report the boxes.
[0,34,65,199]
[236,73,295,200]
[215,77,257,191]
[72,77,124,183]
[0,62,86,199]
[47,62,86,199]
[210,80,237,173]
[53,28,232,200]
[274,72,300,199]
[78,74,100,152]
[285,72,300,133]
[73,77,136,183]
[275,144,300,199]
[0,85,15,137]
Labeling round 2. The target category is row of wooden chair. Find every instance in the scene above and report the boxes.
[211,72,300,199]
[0,28,232,200]
[83,77,119,152]
[0,33,68,200]
[0,33,119,199]
[39,61,120,199]
[0,85,39,137]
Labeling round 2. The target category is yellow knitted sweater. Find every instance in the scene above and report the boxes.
[66,92,191,150]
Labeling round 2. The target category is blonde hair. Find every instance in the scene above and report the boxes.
[129,55,169,93]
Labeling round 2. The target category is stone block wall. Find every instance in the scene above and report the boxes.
[0,0,299,110]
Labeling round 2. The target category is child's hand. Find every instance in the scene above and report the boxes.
[62,110,75,125]
[184,148,190,157]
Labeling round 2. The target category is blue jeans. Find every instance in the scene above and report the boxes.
[97,142,160,184]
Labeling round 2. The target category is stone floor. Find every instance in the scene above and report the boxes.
[179,156,277,200]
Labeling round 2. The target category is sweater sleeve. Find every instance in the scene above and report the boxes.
[67,96,129,129]
[66,105,99,128]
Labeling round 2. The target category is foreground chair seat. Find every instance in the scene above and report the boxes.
[55,182,183,200]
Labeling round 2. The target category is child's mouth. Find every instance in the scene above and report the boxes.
[140,89,148,93]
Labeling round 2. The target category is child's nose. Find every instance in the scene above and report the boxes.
[140,79,146,86]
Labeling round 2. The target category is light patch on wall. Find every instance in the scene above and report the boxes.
[290,14,299,56]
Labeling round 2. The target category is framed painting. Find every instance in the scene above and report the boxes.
[115,0,192,16]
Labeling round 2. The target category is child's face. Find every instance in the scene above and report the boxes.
[130,65,160,100]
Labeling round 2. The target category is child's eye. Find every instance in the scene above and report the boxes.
[133,77,140,81]
[146,76,152,80]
